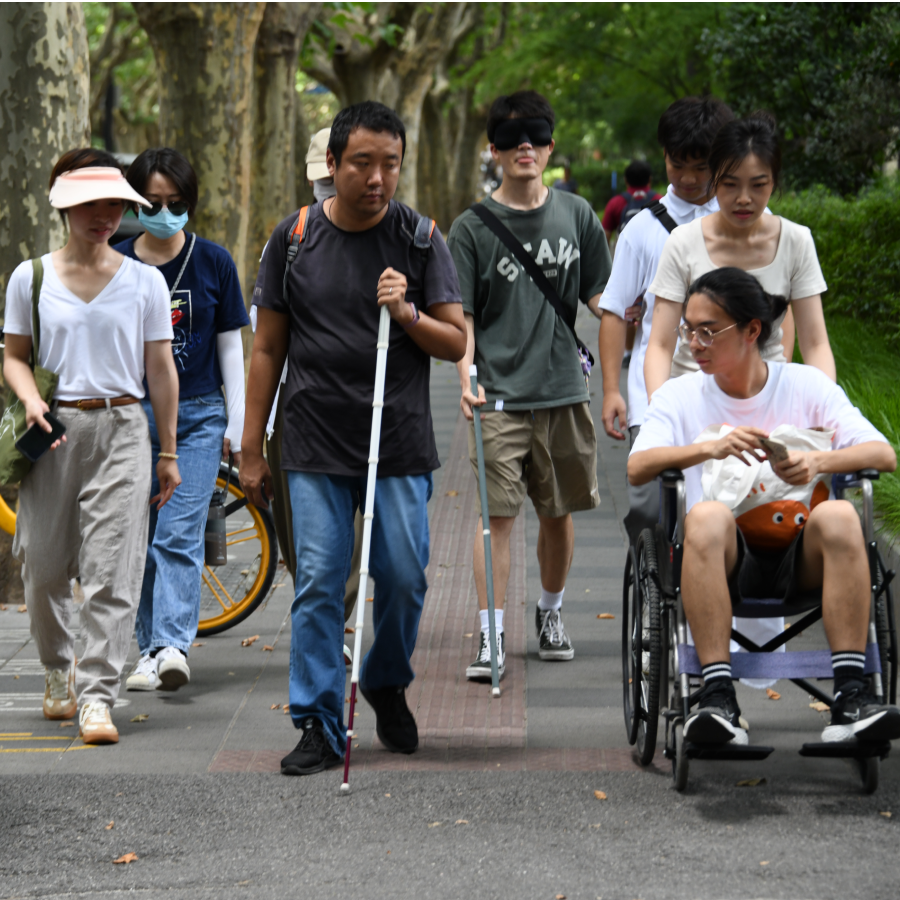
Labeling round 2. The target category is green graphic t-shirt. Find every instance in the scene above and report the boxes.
[448,190,611,409]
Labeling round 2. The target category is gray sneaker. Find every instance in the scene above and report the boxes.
[535,606,574,661]
[465,631,506,681]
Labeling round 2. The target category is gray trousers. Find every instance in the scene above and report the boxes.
[13,404,152,708]
[623,425,660,544]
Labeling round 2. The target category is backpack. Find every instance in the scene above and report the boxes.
[281,204,436,302]
[617,190,656,235]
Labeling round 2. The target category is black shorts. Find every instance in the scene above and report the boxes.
[727,527,818,608]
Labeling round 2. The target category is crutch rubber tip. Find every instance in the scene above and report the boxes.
[492,687,501,698]
[340,782,350,793]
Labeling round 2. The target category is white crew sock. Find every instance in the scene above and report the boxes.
[479,608,505,635]
[538,588,564,611]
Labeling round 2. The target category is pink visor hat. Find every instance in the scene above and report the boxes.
[49,167,151,209]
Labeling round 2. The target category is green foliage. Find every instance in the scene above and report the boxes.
[702,3,900,193]
[771,178,900,334]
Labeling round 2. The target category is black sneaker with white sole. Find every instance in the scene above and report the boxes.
[281,717,342,775]
[535,606,574,660]
[359,683,418,754]
[822,681,900,743]
[465,631,506,681]
[684,681,749,746]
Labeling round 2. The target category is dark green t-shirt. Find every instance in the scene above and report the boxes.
[447,190,611,410]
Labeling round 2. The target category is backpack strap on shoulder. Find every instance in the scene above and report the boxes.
[648,200,678,234]
[413,215,436,249]
[283,206,309,302]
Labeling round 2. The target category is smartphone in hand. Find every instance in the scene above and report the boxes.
[15,412,66,463]
[758,436,789,464]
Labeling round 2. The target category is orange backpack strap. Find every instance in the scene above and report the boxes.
[282,206,309,302]
[413,215,436,249]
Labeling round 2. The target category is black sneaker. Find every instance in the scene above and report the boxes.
[822,681,900,743]
[465,631,506,681]
[684,681,749,745]
[535,606,574,660]
[359,683,418,754]
[281,717,342,776]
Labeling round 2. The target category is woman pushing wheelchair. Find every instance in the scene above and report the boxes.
[628,267,900,749]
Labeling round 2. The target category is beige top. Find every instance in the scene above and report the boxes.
[649,216,828,376]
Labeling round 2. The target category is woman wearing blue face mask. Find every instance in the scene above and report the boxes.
[114,148,250,694]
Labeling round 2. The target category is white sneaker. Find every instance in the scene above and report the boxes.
[43,660,76,719]
[79,701,118,744]
[344,644,353,668]
[126,654,160,692]
[157,646,190,691]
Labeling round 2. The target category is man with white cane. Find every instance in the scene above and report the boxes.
[241,102,466,777]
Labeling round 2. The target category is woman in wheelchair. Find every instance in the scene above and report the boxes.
[628,267,899,748]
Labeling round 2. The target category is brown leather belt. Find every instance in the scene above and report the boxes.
[57,396,140,411]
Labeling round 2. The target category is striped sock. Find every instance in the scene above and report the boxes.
[701,661,732,686]
[832,650,866,693]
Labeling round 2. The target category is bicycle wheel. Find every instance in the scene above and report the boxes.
[197,464,279,636]
[0,491,17,536]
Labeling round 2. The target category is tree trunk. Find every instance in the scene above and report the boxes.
[133,2,265,300]
[247,2,321,294]
[0,2,90,299]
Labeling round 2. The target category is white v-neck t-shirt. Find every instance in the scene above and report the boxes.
[4,253,173,401]
[650,216,827,377]
[599,185,720,427]
[631,362,887,512]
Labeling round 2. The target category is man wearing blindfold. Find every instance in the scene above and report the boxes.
[448,91,611,683]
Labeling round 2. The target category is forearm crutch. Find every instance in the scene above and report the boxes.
[470,364,501,698]
[341,305,391,793]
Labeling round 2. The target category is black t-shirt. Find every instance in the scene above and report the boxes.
[256,200,462,477]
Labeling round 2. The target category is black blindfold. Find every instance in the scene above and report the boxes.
[491,117,554,151]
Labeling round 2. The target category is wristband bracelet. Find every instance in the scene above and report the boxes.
[158,452,179,460]
[402,302,420,330]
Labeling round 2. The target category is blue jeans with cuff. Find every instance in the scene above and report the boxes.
[287,470,432,756]
[136,391,227,656]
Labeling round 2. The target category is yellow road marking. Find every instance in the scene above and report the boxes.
[0,733,34,737]
[0,745,95,752]
[0,736,76,741]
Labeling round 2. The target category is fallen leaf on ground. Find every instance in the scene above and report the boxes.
[455,819,469,825]
[760,861,769,866]
[445,490,458,497]
[112,852,138,865]
[766,688,781,700]
[384,793,391,797]
[240,569,250,575]
[262,645,274,652]
[585,589,590,593]
[427,821,441,828]
[594,790,607,800]
[228,671,235,676]
[354,743,359,748]
[556,894,567,899]
[14,675,19,679]
[354,711,359,717]
[270,704,280,710]
[0,604,7,610]
[736,777,766,787]
[241,635,260,647]
[282,704,290,714]
[809,701,830,712]
[130,714,149,723]
[105,821,114,830]
[879,811,892,818]
[59,721,74,728]
[345,626,355,634]
[17,605,27,613]
[464,632,473,638]
[597,613,615,619]
[115,792,123,797]
[589,823,602,828]
[366,596,374,603]
[191,641,205,647]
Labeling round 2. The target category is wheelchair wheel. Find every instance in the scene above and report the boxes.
[874,571,895,704]
[623,529,662,763]
[197,464,278,636]
[856,755,879,795]
[622,546,640,745]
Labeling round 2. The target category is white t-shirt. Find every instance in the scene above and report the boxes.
[4,253,173,401]
[631,362,888,512]
[649,216,827,377]
[599,185,720,427]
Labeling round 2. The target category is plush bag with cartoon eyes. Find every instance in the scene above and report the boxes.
[695,424,835,551]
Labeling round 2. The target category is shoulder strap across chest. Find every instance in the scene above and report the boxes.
[647,200,677,234]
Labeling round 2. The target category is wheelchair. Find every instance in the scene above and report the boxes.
[622,467,897,793]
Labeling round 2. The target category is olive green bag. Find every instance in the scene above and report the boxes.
[0,258,60,485]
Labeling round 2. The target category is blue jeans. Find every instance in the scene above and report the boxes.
[287,471,432,755]
[135,392,227,655]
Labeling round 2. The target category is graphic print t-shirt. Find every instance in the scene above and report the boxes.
[115,232,249,397]
[447,190,610,410]
[256,201,462,478]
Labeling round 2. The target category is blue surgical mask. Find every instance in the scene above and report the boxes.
[139,206,189,239]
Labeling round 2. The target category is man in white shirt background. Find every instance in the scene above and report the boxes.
[597,95,734,541]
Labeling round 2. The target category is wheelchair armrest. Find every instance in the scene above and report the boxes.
[856,468,880,481]
[660,468,685,485]
[833,469,881,493]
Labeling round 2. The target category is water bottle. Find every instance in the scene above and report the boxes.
[205,489,227,566]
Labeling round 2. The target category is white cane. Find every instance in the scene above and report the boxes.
[341,304,391,793]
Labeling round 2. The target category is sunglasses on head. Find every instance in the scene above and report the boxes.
[143,200,189,217]
[491,117,554,151]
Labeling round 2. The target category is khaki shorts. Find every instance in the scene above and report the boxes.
[468,402,600,519]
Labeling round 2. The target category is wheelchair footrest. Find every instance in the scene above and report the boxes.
[799,741,891,760]
[685,742,775,761]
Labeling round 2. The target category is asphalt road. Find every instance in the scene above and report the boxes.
[1,308,898,900]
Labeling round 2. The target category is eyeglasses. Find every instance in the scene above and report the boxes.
[677,321,737,347]
[144,200,189,217]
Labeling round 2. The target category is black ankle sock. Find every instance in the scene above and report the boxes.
[701,661,732,688]
[832,651,866,694]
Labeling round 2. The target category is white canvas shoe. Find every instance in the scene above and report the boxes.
[126,655,160,692]
[79,701,118,744]
[157,646,190,691]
